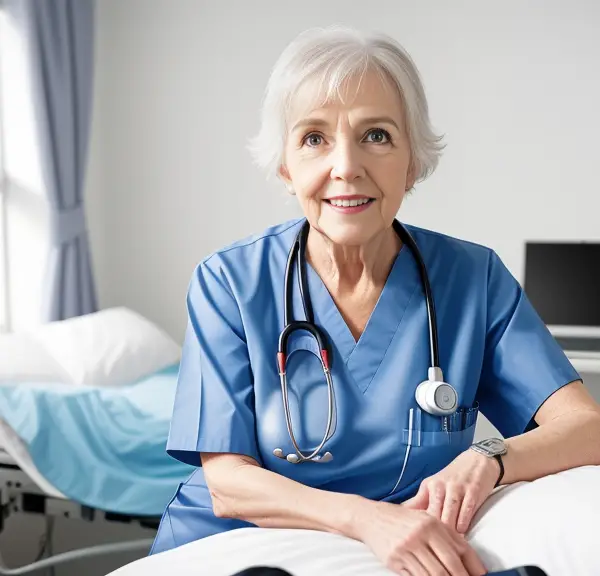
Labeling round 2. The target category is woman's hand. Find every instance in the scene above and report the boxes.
[403,448,500,535]
[352,499,487,575]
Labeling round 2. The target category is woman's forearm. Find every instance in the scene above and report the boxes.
[203,454,366,539]
[501,409,600,486]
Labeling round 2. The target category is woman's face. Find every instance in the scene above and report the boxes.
[279,70,415,247]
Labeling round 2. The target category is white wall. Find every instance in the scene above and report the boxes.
[87,0,600,343]
[86,0,600,483]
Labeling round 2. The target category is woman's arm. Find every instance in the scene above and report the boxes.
[201,452,364,538]
[501,380,600,485]
[404,380,600,534]
[202,452,487,575]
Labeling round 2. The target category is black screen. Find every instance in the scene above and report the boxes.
[523,242,600,327]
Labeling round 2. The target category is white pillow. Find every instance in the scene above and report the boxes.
[109,465,600,576]
[467,464,600,575]
[0,332,68,384]
[27,307,181,387]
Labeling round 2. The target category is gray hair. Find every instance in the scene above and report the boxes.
[247,25,445,185]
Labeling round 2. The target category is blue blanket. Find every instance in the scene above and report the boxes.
[0,364,194,516]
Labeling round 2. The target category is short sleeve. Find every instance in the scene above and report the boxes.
[475,250,581,438]
[166,259,260,467]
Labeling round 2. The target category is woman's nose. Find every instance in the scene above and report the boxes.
[329,139,365,182]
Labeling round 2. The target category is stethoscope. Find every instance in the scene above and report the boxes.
[273,219,458,464]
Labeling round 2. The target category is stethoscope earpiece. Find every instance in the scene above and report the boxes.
[316,452,333,463]
[273,448,333,464]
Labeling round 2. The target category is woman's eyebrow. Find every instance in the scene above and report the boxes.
[291,118,329,132]
[357,116,400,130]
[291,116,400,132]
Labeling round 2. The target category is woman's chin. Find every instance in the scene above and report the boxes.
[316,219,381,247]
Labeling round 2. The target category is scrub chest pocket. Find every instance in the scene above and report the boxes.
[403,403,480,446]
[401,404,479,482]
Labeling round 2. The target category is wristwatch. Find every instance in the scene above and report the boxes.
[470,438,507,488]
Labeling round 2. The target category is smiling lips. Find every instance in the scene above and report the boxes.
[324,195,375,214]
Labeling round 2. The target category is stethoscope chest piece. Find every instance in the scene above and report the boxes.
[415,367,458,416]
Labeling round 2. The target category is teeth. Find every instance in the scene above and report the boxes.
[329,198,371,207]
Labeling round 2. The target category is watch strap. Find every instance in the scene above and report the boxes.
[493,454,504,488]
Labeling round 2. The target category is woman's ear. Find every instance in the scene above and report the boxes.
[405,160,417,191]
[278,164,295,195]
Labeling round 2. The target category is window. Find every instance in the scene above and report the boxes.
[0,6,48,333]
[0,7,8,333]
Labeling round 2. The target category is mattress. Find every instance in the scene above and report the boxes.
[0,448,13,466]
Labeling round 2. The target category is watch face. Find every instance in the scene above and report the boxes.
[473,438,507,456]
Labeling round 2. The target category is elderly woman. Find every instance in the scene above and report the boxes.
[151,26,600,575]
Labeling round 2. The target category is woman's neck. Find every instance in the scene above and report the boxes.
[306,225,401,292]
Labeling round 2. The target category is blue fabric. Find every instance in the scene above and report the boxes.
[0,364,194,516]
[152,218,581,554]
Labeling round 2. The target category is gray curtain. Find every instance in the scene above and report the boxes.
[6,0,97,321]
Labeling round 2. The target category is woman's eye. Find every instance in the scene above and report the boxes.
[302,129,391,147]
[364,128,391,144]
[303,133,324,147]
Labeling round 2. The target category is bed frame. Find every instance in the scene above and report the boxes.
[0,454,157,574]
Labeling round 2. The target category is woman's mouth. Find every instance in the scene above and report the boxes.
[324,197,375,214]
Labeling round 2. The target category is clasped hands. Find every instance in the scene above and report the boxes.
[403,447,501,534]
[354,448,501,575]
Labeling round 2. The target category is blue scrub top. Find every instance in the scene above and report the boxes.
[150,218,580,555]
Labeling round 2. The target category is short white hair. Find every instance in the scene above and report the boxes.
[247,25,445,185]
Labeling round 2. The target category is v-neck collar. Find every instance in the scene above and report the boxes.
[305,242,421,394]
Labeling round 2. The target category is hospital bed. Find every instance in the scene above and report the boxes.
[0,440,155,574]
[109,465,600,576]
[0,308,192,574]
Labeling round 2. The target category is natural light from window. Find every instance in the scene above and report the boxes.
[0,7,49,332]
[0,7,8,333]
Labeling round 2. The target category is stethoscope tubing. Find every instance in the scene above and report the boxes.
[276,219,443,464]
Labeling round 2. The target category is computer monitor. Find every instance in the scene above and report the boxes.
[523,242,600,345]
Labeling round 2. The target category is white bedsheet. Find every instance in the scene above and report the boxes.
[109,465,600,576]
[0,418,64,499]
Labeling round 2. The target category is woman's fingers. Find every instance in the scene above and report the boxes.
[404,484,429,510]
[440,483,463,530]
[398,551,432,576]
[404,525,485,576]
[420,546,455,576]
[417,481,483,534]
[428,534,469,576]
[459,542,488,576]
[445,528,487,576]
[425,481,445,520]
[456,489,480,534]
